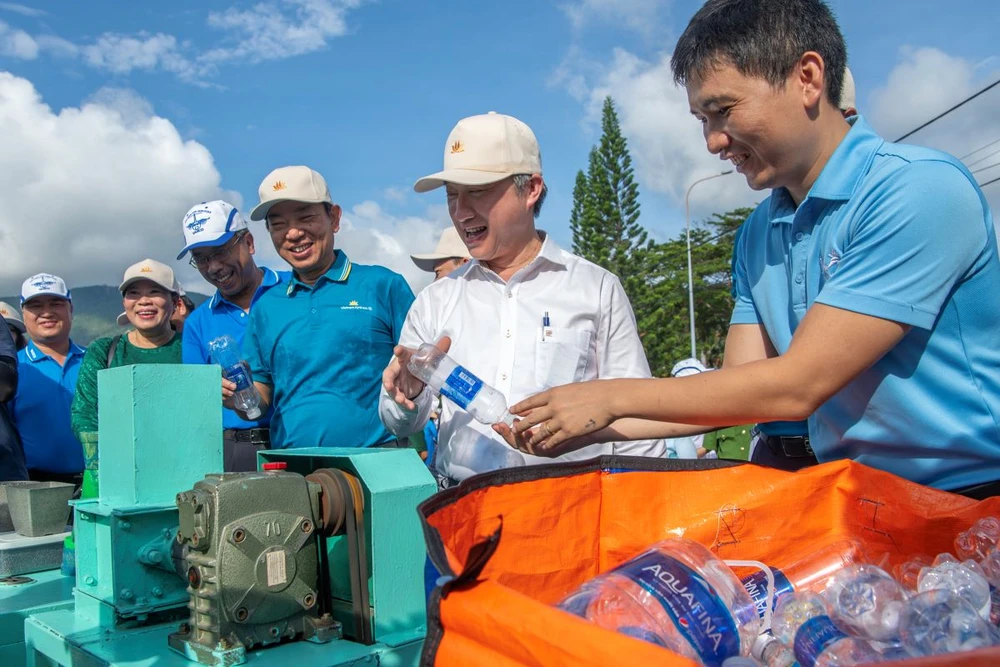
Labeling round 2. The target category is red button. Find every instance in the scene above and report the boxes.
[262,462,287,471]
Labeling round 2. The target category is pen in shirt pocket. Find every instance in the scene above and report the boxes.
[541,311,551,342]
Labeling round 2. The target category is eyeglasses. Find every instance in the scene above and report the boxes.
[189,232,246,268]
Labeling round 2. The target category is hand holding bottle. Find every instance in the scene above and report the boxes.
[383,336,452,410]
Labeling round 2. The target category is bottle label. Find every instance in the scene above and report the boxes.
[440,365,482,409]
[224,363,252,391]
[741,567,794,620]
[793,615,846,667]
[617,552,740,666]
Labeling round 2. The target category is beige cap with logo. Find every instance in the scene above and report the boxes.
[0,301,25,333]
[414,112,542,193]
[410,227,472,272]
[250,165,333,221]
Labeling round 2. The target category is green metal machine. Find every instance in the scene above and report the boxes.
[23,364,436,666]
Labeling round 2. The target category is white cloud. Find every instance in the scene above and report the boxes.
[382,186,408,203]
[79,32,202,80]
[0,19,37,59]
[337,201,452,293]
[562,0,668,38]
[0,3,45,18]
[582,48,756,225]
[0,72,239,295]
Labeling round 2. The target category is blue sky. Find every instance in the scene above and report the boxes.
[0,0,998,295]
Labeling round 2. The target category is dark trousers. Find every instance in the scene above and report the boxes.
[749,431,818,472]
[223,428,270,472]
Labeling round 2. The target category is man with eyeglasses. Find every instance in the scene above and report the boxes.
[177,200,286,471]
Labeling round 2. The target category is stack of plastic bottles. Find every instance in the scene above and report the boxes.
[556,519,1000,666]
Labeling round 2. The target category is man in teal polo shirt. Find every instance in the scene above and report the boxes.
[225,165,415,448]
[504,0,1000,495]
[10,273,85,485]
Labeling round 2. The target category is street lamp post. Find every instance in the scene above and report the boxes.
[684,169,733,359]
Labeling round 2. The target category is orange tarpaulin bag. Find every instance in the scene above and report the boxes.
[418,456,1000,666]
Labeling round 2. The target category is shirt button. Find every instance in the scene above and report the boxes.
[795,274,804,284]
[501,373,508,380]
[505,329,511,338]
[507,291,513,298]
[795,232,804,241]
[240,312,246,318]
[311,308,317,314]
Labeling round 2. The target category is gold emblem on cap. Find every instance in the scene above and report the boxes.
[272,180,287,191]
[140,266,153,273]
[450,141,464,154]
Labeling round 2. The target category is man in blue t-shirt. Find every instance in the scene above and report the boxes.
[504,0,1000,495]
[10,273,85,485]
[224,165,415,449]
[178,200,285,471]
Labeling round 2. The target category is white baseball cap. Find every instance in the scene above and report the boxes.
[177,200,248,260]
[839,67,856,111]
[410,227,472,272]
[414,112,542,193]
[21,273,71,304]
[671,358,709,378]
[0,301,25,333]
[250,165,332,221]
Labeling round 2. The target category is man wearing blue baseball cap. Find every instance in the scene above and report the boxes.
[177,200,285,471]
[9,273,85,485]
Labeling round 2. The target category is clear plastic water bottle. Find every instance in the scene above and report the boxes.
[771,592,882,667]
[918,554,991,621]
[899,589,1000,656]
[740,538,867,621]
[407,344,515,426]
[557,538,761,665]
[893,555,933,591]
[955,517,1000,562]
[208,335,262,420]
[824,564,907,642]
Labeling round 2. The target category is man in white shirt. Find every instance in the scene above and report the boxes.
[380,111,665,486]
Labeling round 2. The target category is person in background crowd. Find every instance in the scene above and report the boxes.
[406,226,473,462]
[504,0,1000,497]
[0,312,26,481]
[179,200,284,471]
[228,166,414,449]
[381,112,666,489]
[171,284,197,334]
[10,274,85,486]
[72,259,183,498]
[665,358,709,459]
[0,301,27,351]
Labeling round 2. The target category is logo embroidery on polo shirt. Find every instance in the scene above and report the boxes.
[821,250,841,279]
[450,141,464,154]
[341,300,373,312]
[272,180,287,191]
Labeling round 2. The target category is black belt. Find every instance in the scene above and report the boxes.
[223,428,270,443]
[759,432,815,459]
[952,479,1000,500]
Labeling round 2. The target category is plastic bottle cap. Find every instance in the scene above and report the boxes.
[262,462,287,471]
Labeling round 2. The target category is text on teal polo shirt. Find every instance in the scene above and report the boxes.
[731,115,1000,490]
[243,250,415,449]
[182,267,286,430]
[11,340,86,474]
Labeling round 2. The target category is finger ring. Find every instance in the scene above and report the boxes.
[541,422,553,436]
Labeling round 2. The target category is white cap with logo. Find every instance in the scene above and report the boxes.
[177,200,248,260]
[671,358,709,378]
[21,273,71,304]
[250,165,333,221]
[839,67,856,111]
[0,301,25,333]
[119,259,177,294]
[414,111,542,193]
[410,227,472,272]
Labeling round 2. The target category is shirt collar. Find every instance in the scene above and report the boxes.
[465,230,567,280]
[287,250,352,296]
[210,266,282,309]
[24,339,85,363]
[768,115,883,224]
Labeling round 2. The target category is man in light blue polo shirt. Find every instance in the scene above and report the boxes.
[505,0,1000,495]
[10,273,85,485]
[178,200,286,471]
[225,165,415,449]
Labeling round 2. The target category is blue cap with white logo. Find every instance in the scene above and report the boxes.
[177,200,248,260]
[20,273,71,304]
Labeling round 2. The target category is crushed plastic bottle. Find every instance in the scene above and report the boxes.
[899,589,1000,656]
[771,592,882,667]
[407,344,515,426]
[955,517,1000,562]
[208,334,262,419]
[917,554,991,621]
[557,538,761,666]
[823,565,907,642]
[893,555,933,591]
